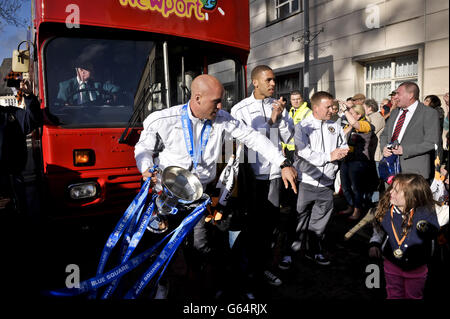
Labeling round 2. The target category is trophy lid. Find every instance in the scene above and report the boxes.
[161,166,203,203]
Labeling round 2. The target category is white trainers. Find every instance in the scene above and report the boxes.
[304,252,331,266]
[263,270,282,287]
[278,255,292,270]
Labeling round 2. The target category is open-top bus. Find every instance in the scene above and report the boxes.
[19,0,249,219]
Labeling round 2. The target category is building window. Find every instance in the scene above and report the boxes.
[365,54,418,104]
[268,0,301,22]
[275,70,302,106]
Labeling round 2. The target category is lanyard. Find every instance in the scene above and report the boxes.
[181,104,212,170]
[390,205,414,248]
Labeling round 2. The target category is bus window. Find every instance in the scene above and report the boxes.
[122,40,245,125]
[45,37,155,128]
[165,42,244,112]
[208,59,238,111]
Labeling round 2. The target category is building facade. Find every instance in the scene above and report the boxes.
[0,58,19,107]
[248,0,449,106]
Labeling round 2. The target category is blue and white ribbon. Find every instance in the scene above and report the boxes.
[124,198,210,299]
[101,195,157,299]
[44,195,210,299]
[44,228,176,297]
[180,103,212,170]
[88,176,152,299]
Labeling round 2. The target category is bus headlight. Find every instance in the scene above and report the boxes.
[68,182,98,200]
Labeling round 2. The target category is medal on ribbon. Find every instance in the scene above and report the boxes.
[390,205,414,259]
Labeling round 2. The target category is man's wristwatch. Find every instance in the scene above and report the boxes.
[280,159,293,169]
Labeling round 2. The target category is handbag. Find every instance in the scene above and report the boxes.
[378,154,401,184]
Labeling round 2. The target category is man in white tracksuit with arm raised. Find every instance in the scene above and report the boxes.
[231,65,295,289]
[291,91,349,266]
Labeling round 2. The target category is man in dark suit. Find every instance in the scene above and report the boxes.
[57,61,120,105]
[380,82,440,181]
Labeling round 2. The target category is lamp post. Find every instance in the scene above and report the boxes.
[303,0,310,102]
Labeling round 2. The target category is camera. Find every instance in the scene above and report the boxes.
[386,140,400,150]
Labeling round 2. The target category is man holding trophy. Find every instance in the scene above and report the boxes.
[134,74,297,298]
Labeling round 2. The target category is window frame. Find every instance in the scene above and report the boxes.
[274,68,303,107]
[364,54,419,104]
[266,0,302,25]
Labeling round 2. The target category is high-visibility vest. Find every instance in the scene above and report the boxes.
[282,102,312,151]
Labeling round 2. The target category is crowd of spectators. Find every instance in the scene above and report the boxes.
[220,82,449,300]
[184,80,449,301]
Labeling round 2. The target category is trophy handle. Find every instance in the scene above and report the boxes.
[152,167,163,193]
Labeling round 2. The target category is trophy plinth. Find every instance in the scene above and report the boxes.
[147,166,203,233]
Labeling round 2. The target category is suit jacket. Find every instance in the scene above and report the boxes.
[367,111,385,161]
[1,95,42,175]
[57,77,119,104]
[380,102,439,180]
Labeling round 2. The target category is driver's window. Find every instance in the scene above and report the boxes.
[45,37,154,127]
[46,39,125,107]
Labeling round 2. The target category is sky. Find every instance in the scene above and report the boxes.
[0,0,32,63]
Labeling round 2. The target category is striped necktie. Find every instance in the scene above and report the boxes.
[391,109,408,142]
[80,82,88,103]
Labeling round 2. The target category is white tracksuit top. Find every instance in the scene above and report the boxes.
[134,102,286,187]
[231,93,294,180]
[294,114,348,188]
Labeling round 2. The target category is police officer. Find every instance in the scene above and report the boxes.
[281,90,312,162]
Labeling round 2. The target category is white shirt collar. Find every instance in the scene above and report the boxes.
[393,205,413,216]
[393,205,402,215]
[401,100,418,114]
[76,75,87,86]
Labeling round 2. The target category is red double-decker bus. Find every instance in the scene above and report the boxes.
[21,0,249,219]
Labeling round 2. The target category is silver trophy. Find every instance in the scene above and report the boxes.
[147,166,203,233]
